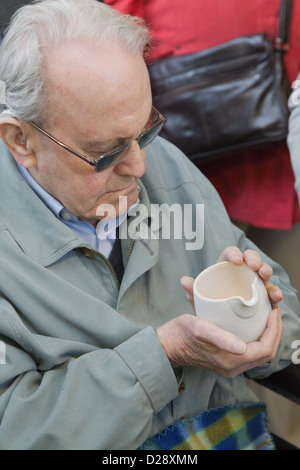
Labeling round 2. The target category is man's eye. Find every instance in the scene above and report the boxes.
[88,148,111,157]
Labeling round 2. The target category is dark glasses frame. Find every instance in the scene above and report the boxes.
[29,106,166,172]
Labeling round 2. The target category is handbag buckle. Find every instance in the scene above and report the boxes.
[275,37,290,52]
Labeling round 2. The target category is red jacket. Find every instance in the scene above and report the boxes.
[105,0,300,229]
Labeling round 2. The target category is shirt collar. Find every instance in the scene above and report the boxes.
[17,163,140,242]
[0,143,156,267]
[17,163,76,221]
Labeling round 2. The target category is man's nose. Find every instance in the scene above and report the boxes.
[114,141,146,178]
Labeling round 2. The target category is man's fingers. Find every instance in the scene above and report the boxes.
[180,276,194,292]
[260,307,283,358]
[265,284,283,307]
[239,308,282,365]
[217,246,243,264]
[257,262,273,281]
[194,319,247,355]
[180,276,195,305]
[242,249,262,271]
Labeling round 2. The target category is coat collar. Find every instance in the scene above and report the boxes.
[0,142,160,267]
[0,143,91,266]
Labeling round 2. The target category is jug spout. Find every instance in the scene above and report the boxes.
[229,288,259,319]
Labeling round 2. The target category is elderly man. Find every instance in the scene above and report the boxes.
[0,0,299,450]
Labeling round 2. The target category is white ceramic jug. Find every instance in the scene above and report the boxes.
[193,262,271,343]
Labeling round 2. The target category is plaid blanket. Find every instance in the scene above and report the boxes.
[138,403,275,450]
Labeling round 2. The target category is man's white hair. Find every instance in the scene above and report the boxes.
[0,0,151,124]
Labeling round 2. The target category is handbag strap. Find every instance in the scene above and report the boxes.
[275,0,293,51]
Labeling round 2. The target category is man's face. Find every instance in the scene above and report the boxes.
[29,42,152,225]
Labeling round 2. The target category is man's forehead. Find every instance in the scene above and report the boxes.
[44,41,151,124]
[76,105,154,151]
[45,41,148,94]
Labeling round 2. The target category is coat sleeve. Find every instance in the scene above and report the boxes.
[287,72,300,205]
[168,140,300,380]
[0,298,178,450]
[232,222,300,380]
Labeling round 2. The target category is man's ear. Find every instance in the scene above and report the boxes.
[0,117,37,168]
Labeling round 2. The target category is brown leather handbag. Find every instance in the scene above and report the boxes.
[149,0,293,162]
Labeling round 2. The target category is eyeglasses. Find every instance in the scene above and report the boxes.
[30,107,166,172]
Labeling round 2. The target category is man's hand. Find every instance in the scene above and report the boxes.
[156,247,283,378]
[156,309,282,377]
[217,246,283,308]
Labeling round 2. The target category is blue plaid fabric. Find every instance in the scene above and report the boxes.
[138,403,275,450]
